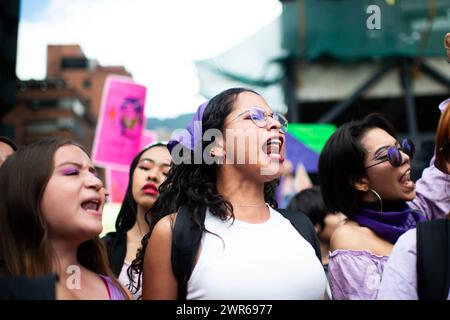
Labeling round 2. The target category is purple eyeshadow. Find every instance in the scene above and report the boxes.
[62,167,79,175]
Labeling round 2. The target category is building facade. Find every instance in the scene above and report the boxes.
[2,45,132,151]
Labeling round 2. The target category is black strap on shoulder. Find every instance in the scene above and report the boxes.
[276,208,322,262]
[417,219,450,300]
[0,274,57,300]
[102,231,127,277]
[171,206,204,301]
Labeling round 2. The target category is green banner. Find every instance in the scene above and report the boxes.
[282,0,450,61]
[287,123,336,153]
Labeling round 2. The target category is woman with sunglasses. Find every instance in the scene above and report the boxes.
[130,88,327,299]
[318,111,450,300]
[377,36,450,299]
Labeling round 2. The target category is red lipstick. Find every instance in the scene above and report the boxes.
[142,183,159,196]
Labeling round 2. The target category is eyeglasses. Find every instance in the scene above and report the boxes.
[230,106,288,131]
[365,138,415,169]
[439,141,450,163]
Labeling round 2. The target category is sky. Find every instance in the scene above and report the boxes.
[16,0,282,119]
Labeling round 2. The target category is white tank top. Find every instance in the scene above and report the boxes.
[186,206,327,300]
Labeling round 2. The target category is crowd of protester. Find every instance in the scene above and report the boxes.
[0,33,449,301]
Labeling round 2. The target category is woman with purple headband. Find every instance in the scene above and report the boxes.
[130,88,327,299]
[318,109,449,299]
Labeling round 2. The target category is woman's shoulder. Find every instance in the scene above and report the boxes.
[98,274,129,300]
[102,230,127,246]
[153,213,177,232]
[147,213,177,244]
[330,222,367,250]
[102,231,118,243]
[392,229,417,254]
[331,221,392,256]
[382,229,417,270]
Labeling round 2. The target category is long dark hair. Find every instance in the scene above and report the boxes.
[115,142,168,234]
[0,137,129,298]
[128,88,279,294]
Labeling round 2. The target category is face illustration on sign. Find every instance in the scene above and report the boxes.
[119,97,144,140]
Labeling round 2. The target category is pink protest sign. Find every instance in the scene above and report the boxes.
[140,129,158,150]
[92,76,147,171]
[105,168,129,203]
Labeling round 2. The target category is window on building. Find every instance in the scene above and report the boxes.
[83,79,92,89]
[61,57,88,69]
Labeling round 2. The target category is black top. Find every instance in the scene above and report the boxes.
[0,274,57,300]
[103,230,127,277]
[417,219,450,300]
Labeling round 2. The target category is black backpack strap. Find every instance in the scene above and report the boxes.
[276,208,322,262]
[417,219,450,300]
[0,274,57,300]
[171,206,204,300]
[171,207,322,300]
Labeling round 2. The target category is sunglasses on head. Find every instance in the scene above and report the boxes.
[365,138,415,169]
[439,141,450,163]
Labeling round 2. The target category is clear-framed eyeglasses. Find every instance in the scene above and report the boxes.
[230,106,288,132]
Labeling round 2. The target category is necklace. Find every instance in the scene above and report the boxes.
[232,204,266,208]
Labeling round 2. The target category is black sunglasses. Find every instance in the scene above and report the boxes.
[366,138,415,169]
[439,141,450,163]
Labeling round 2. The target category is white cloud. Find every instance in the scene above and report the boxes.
[17,0,281,118]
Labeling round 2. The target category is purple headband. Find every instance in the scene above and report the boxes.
[167,102,208,153]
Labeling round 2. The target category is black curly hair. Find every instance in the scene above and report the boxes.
[128,88,279,295]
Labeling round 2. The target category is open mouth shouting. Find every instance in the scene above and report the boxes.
[262,135,285,162]
[80,197,102,216]
[399,168,415,192]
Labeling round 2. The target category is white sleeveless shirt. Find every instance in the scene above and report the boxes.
[186,206,327,300]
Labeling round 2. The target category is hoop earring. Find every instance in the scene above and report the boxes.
[369,188,383,212]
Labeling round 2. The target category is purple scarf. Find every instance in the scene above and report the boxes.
[352,204,426,243]
[167,102,208,153]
